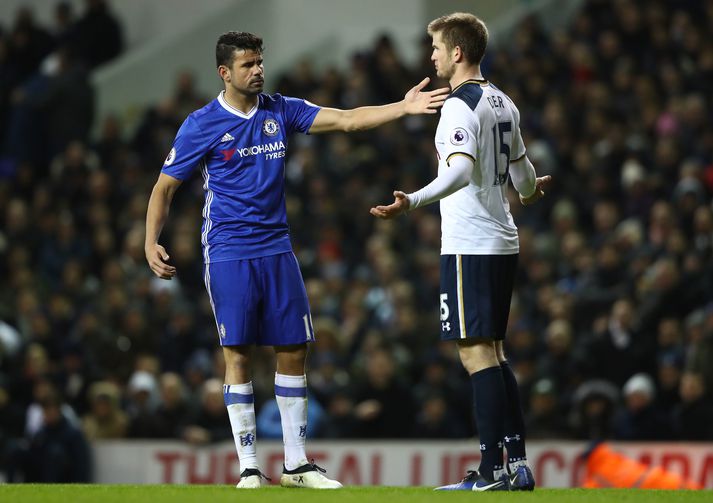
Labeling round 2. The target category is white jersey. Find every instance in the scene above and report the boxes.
[435,79,526,255]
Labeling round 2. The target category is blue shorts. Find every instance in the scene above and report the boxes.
[439,254,517,341]
[204,252,314,346]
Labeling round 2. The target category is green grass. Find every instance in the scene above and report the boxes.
[0,485,709,503]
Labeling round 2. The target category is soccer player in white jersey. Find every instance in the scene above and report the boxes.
[145,32,448,489]
[371,13,551,491]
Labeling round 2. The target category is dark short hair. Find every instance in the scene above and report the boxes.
[427,12,488,65]
[215,31,264,68]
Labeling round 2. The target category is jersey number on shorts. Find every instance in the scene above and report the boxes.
[492,121,512,186]
[440,294,450,321]
[440,294,452,332]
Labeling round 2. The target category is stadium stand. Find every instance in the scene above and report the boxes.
[1,0,712,482]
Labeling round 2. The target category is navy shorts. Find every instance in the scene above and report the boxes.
[439,254,518,341]
[204,252,314,346]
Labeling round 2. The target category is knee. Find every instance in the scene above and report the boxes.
[275,344,307,374]
[276,344,307,360]
[223,348,251,373]
[458,341,498,374]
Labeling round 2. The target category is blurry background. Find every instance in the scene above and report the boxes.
[0,0,712,486]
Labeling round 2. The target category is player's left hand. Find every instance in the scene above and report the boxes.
[370,191,410,219]
[520,175,552,205]
[403,77,450,115]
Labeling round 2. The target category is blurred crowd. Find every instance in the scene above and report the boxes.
[1,0,713,482]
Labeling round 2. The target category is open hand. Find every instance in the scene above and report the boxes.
[370,191,410,219]
[145,243,176,279]
[403,77,450,115]
[520,175,552,205]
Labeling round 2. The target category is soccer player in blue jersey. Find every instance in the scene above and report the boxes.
[371,13,551,491]
[144,31,448,489]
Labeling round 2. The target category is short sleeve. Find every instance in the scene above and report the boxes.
[161,115,208,180]
[440,98,480,166]
[281,96,321,134]
[509,103,526,161]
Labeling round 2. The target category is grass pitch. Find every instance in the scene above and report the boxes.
[0,485,709,503]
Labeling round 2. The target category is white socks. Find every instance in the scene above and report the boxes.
[224,382,258,471]
[225,375,310,473]
[275,373,309,470]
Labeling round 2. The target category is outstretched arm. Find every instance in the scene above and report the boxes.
[309,77,449,134]
[145,173,182,279]
[370,155,473,219]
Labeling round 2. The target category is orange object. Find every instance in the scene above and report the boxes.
[582,443,702,490]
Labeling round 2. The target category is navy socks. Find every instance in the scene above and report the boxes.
[470,366,506,480]
[501,361,527,464]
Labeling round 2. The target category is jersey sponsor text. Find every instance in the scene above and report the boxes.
[237,140,286,159]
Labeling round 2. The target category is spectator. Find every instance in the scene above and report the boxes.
[153,372,192,439]
[673,372,713,440]
[6,7,54,81]
[126,370,160,438]
[526,378,570,439]
[412,393,469,438]
[35,47,94,157]
[656,350,683,411]
[82,381,127,439]
[0,379,24,476]
[613,373,672,440]
[578,298,643,387]
[686,307,713,397]
[570,380,619,441]
[8,389,91,482]
[182,378,232,445]
[351,347,415,438]
[71,0,123,68]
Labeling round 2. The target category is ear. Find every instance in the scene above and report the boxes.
[453,45,463,63]
[218,65,230,82]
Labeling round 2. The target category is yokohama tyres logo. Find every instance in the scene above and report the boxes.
[237,141,286,158]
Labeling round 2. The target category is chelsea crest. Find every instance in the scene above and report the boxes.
[263,118,279,136]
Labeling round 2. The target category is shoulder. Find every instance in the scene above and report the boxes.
[440,90,478,130]
[261,92,303,111]
[490,83,520,114]
[447,82,484,111]
[190,97,221,122]
[264,93,318,111]
[258,93,294,116]
[491,83,515,104]
[182,98,223,135]
[440,95,472,122]
[261,92,283,107]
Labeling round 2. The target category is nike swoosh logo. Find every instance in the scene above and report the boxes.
[473,480,504,491]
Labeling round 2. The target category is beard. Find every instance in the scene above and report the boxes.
[436,61,454,80]
[234,80,263,96]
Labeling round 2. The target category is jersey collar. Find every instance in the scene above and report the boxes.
[451,78,489,93]
[218,91,259,119]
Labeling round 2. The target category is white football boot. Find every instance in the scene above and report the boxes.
[236,468,270,488]
[280,461,343,489]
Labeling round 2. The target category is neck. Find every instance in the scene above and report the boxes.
[449,64,484,90]
[223,88,258,114]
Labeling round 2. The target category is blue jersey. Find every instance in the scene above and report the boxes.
[162,91,320,263]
